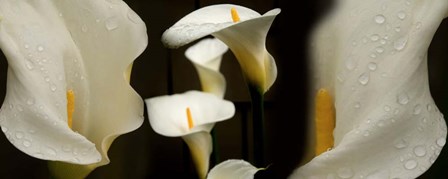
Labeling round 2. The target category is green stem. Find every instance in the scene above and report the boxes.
[248,84,265,167]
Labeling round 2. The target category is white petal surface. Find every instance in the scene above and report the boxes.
[183,132,213,179]
[0,0,147,166]
[145,91,235,137]
[291,0,448,178]
[207,159,259,179]
[185,38,228,98]
[162,4,280,93]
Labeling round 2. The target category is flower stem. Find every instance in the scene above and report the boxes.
[248,84,265,167]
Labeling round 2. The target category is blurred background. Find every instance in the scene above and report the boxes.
[0,0,447,178]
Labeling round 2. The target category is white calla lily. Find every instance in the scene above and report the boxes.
[290,0,447,178]
[145,91,235,179]
[162,4,280,93]
[185,38,228,98]
[0,0,147,177]
[207,159,260,179]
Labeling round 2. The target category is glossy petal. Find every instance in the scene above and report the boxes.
[162,4,280,93]
[291,0,448,178]
[145,90,235,137]
[0,0,147,168]
[207,159,259,179]
[185,38,228,98]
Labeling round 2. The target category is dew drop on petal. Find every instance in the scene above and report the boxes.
[375,47,385,54]
[1,126,8,132]
[397,11,407,20]
[394,37,408,51]
[416,22,422,29]
[384,105,391,112]
[15,131,24,139]
[397,93,409,105]
[358,72,370,85]
[395,139,408,149]
[337,167,353,179]
[413,145,426,157]
[404,159,418,170]
[25,61,35,70]
[105,17,119,31]
[368,62,377,71]
[81,24,88,32]
[23,140,31,147]
[37,45,44,52]
[413,104,422,115]
[374,15,386,24]
[436,137,446,147]
[354,102,361,109]
[427,104,432,112]
[370,34,380,41]
[46,147,57,156]
[50,84,57,92]
[127,9,141,24]
[26,98,35,105]
[370,53,377,59]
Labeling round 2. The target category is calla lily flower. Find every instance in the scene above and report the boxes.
[145,91,235,179]
[162,4,280,93]
[290,0,447,178]
[207,159,260,179]
[185,37,228,98]
[0,0,147,178]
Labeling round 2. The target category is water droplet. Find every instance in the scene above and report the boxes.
[375,47,384,54]
[1,126,8,132]
[50,84,57,92]
[384,105,391,111]
[397,11,407,20]
[395,139,408,149]
[15,131,24,139]
[422,118,428,123]
[370,53,377,59]
[26,98,35,105]
[81,24,88,32]
[46,147,57,156]
[436,137,446,147]
[380,39,387,45]
[25,61,35,70]
[354,102,361,109]
[397,93,409,105]
[105,17,119,31]
[44,77,50,82]
[127,9,141,24]
[393,37,408,51]
[377,120,386,127]
[337,167,353,179]
[416,22,422,29]
[358,72,370,85]
[414,145,426,157]
[23,140,31,147]
[9,104,13,109]
[374,15,386,24]
[394,109,400,115]
[427,104,432,112]
[345,58,357,71]
[404,159,418,170]
[37,45,44,52]
[368,62,377,71]
[24,44,29,49]
[370,34,380,41]
[413,104,422,115]
[395,27,401,32]
[363,130,370,137]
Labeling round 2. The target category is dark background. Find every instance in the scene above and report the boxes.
[0,0,446,178]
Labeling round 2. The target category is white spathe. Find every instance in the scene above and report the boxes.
[290,0,447,178]
[185,38,228,98]
[162,4,280,93]
[145,90,235,137]
[207,159,259,179]
[145,90,235,179]
[0,0,147,166]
